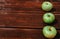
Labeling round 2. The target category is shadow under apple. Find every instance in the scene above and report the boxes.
[43,19,58,26]
[54,31,60,39]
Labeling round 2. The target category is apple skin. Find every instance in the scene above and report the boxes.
[43,26,57,38]
[42,1,53,11]
[43,13,55,24]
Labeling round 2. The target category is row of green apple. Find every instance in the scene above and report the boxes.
[41,1,57,39]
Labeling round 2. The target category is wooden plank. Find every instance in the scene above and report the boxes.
[0,13,59,29]
[0,0,60,14]
[0,28,45,39]
[0,28,59,39]
[4,2,60,14]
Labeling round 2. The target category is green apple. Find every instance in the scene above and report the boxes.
[43,13,55,24]
[41,1,53,11]
[43,26,57,38]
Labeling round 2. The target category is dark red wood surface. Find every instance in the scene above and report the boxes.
[0,0,60,39]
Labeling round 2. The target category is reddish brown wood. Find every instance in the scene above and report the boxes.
[3,2,60,14]
[0,13,60,29]
[0,0,60,39]
[0,28,59,39]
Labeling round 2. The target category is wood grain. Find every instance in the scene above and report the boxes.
[0,14,60,29]
[0,28,59,39]
[0,0,60,29]
[0,0,60,39]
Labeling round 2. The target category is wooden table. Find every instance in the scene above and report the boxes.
[0,0,60,39]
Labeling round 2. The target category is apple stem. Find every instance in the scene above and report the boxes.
[49,27,51,31]
[46,3,48,5]
[48,15,50,17]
